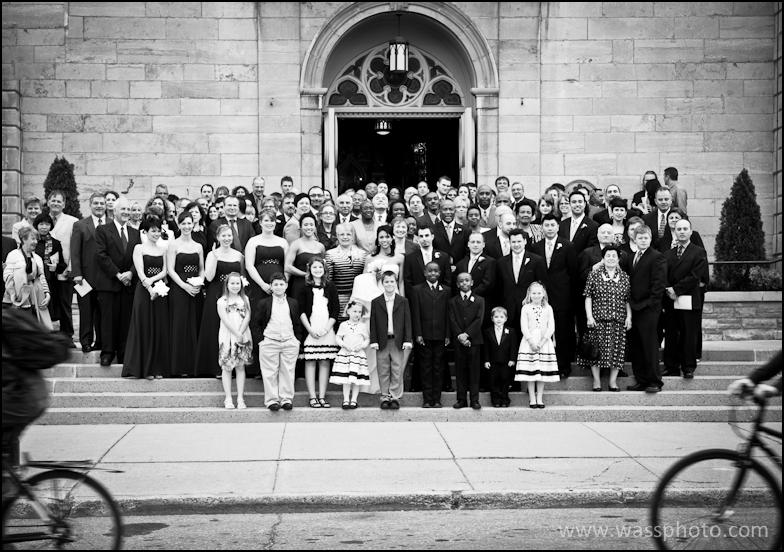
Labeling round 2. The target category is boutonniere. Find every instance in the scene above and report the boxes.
[240,276,250,288]
[504,328,509,335]
[454,226,462,234]
[580,224,587,230]
[478,256,484,263]
[556,243,562,250]
[437,285,442,291]
[434,252,441,259]
[524,258,530,265]
[469,296,475,302]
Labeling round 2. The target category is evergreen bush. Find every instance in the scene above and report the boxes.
[43,156,82,219]
[713,168,766,290]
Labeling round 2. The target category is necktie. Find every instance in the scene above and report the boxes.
[422,249,431,265]
[468,256,476,273]
[513,255,521,282]
[659,213,666,238]
[230,220,241,250]
[677,245,684,259]
[463,294,469,302]
[98,217,103,226]
[120,225,128,250]
[502,238,510,256]
[446,223,453,243]
[546,242,554,268]
[633,250,642,268]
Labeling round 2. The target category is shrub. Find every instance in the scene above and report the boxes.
[43,156,82,219]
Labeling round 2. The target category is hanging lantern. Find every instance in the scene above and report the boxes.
[388,13,408,72]
[375,120,391,136]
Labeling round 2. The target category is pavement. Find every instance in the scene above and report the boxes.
[19,421,782,514]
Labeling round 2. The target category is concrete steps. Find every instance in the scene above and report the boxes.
[40,341,781,425]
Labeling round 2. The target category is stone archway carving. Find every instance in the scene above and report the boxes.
[300,2,499,95]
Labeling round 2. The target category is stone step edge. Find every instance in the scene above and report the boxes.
[45,405,781,412]
[46,375,745,382]
[48,390,745,397]
[86,489,778,515]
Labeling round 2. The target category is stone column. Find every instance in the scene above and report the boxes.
[2,80,22,235]
[774,3,783,262]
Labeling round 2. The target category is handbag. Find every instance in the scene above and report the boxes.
[578,330,600,361]
[29,279,53,331]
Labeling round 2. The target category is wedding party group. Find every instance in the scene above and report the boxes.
[2,168,709,411]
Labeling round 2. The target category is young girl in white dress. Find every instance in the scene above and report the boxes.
[217,272,253,409]
[515,282,559,408]
[329,301,371,409]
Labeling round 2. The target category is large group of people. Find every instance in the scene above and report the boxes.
[2,168,710,410]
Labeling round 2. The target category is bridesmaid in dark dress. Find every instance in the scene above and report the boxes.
[123,215,170,379]
[167,210,205,377]
[244,209,288,377]
[284,212,325,300]
[194,223,245,378]
[185,201,209,259]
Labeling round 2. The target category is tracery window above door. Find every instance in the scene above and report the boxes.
[327,45,464,108]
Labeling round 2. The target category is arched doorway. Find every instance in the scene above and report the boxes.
[299,2,498,195]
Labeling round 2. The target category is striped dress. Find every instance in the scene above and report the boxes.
[515,303,560,382]
[325,247,367,321]
[329,320,370,386]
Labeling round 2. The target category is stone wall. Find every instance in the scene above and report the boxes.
[702,292,782,341]
[774,3,782,260]
[2,2,779,256]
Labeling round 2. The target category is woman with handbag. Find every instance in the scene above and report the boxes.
[582,245,631,392]
[2,226,51,327]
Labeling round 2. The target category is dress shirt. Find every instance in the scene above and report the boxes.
[569,214,585,241]
[658,210,669,238]
[113,219,128,250]
[513,253,522,281]
[633,249,643,268]
[375,212,386,224]
[384,293,396,336]
[480,207,491,224]
[545,239,556,268]
[497,229,510,256]
[444,221,454,242]
[461,291,472,302]
[494,325,504,344]
[264,297,295,341]
[420,247,433,265]
[468,254,480,273]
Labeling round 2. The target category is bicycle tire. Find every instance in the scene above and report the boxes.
[2,469,122,550]
[650,448,782,550]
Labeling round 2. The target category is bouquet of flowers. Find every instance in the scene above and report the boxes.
[150,280,170,300]
[186,276,204,287]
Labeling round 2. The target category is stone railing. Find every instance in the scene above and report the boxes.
[702,291,782,341]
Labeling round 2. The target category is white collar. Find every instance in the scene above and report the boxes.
[113,219,126,233]
[384,293,396,301]
[571,214,584,225]
[462,292,471,299]
[93,214,104,226]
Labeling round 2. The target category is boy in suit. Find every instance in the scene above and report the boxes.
[253,272,304,411]
[370,271,413,409]
[403,225,450,296]
[449,272,485,410]
[482,307,518,408]
[411,262,450,408]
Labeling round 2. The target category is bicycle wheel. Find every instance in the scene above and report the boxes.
[2,469,122,550]
[650,448,782,550]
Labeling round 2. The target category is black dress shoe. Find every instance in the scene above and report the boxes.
[389,400,400,410]
[81,344,92,353]
[537,403,545,409]
[116,355,124,364]
[268,403,281,411]
[492,402,500,408]
[281,402,293,410]
[380,400,391,410]
[443,386,454,393]
[99,354,113,367]
[422,402,434,409]
[617,369,628,377]
[626,383,647,391]
[470,401,481,410]
[662,370,680,377]
[432,402,443,408]
[501,402,509,408]
[682,372,694,379]
[559,372,570,380]
[645,386,662,393]
[453,401,467,409]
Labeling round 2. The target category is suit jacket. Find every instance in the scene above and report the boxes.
[70,216,101,284]
[369,293,412,350]
[643,210,672,250]
[477,206,497,229]
[432,220,468,265]
[529,238,577,312]
[410,282,451,340]
[253,296,305,342]
[454,254,496,299]
[482,325,518,365]
[416,211,440,229]
[296,281,340,322]
[482,230,510,260]
[403,248,451,296]
[274,213,295,237]
[512,197,537,215]
[655,229,704,254]
[208,217,256,252]
[94,223,141,292]
[448,293,485,344]
[627,247,667,312]
[558,216,599,255]
[664,242,709,311]
[495,251,547,318]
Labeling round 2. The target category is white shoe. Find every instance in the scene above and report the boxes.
[224,398,235,409]
[237,399,247,410]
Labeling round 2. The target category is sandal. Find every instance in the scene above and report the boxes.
[342,401,350,410]
[318,397,331,409]
[309,398,321,408]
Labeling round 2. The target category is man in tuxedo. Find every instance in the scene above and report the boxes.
[529,214,578,378]
[483,212,516,259]
[336,193,357,226]
[454,232,496,303]
[274,192,297,237]
[624,225,667,393]
[416,191,440,229]
[449,272,485,409]
[559,190,599,256]
[207,195,256,252]
[475,184,497,229]
[643,187,672,250]
[662,219,709,379]
[71,192,107,353]
[435,175,452,203]
[591,184,622,226]
[404,226,450,296]
[94,197,140,366]
[495,229,547,328]
[432,199,467,266]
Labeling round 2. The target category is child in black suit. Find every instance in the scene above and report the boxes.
[482,306,518,408]
[410,261,451,408]
[448,272,485,410]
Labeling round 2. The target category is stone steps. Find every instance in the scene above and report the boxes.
[48,390,782,408]
[40,405,780,424]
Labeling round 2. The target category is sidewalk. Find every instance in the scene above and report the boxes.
[20,421,782,513]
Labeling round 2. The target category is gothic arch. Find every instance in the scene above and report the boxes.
[300,2,499,95]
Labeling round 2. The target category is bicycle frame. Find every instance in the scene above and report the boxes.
[2,462,66,545]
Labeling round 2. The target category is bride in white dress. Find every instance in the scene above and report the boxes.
[349,225,406,393]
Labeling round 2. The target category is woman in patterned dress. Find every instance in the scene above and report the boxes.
[583,245,631,392]
[325,223,367,322]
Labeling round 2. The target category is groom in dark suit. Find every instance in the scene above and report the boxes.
[559,190,598,256]
[529,214,578,378]
[403,225,450,297]
[95,197,140,366]
[495,229,547,330]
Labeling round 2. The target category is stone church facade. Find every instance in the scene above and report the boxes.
[2,2,782,259]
